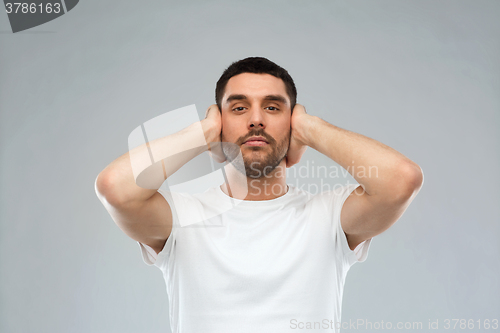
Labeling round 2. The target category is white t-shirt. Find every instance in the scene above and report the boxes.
[138,183,372,333]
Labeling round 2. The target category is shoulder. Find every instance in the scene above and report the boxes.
[297,183,360,211]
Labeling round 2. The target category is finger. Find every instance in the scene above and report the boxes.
[285,141,299,167]
[205,105,212,119]
[293,104,307,114]
[286,141,307,168]
[208,141,226,163]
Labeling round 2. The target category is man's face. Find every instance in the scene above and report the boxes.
[220,73,291,179]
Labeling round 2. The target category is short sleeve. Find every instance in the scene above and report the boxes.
[333,183,372,267]
[137,189,178,269]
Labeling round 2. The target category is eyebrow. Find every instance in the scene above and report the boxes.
[263,94,288,105]
[225,94,247,104]
[225,94,289,105]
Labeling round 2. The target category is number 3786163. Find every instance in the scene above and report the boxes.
[5,3,61,14]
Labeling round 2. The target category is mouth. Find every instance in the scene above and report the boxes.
[243,136,269,146]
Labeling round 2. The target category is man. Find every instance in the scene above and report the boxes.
[95,57,423,332]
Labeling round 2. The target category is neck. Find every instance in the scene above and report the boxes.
[221,160,288,201]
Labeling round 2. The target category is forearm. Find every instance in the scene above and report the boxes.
[303,116,423,198]
[96,119,215,205]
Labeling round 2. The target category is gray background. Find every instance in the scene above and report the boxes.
[1,0,499,332]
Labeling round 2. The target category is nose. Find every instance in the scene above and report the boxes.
[248,107,266,130]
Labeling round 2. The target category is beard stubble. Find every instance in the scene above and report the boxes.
[222,128,289,179]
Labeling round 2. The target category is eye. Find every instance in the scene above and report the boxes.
[266,106,280,111]
[232,107,246,112]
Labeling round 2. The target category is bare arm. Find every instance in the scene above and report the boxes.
[287,105,424,250]
[95,105,222,254]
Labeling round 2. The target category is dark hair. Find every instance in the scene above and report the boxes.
[215,57,297,112]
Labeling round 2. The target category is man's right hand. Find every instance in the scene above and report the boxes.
[203,104,226,163]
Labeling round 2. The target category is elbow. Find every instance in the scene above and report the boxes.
[95,170,122,207]
[95,171,110,202]
[391,162,424,203]
[406,162,424,193]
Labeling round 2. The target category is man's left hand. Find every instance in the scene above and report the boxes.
[286,104,312,168]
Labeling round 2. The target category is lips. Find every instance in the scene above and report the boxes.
[244,136,268,144]
[243,136,269,147]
